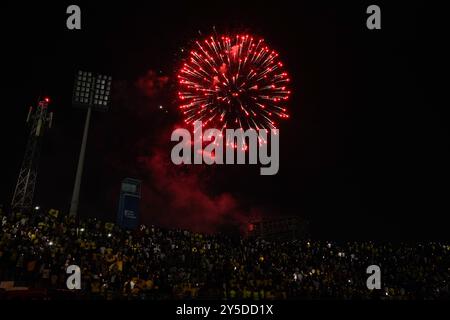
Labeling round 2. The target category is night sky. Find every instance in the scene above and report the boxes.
[1,1,448,239]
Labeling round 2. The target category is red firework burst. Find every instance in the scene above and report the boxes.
[177,34,291,130]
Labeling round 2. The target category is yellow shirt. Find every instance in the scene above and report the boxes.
[116,260,123,271]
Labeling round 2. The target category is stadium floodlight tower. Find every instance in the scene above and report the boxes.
[11,97,54,212]
[69,71,112,217]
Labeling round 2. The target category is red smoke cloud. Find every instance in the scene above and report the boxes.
[135,70,169,98]
[137,147,249,233]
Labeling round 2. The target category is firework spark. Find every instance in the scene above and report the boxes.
[177,34,291,131]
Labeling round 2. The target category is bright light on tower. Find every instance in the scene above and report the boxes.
[73,71,112,111]
[69,71,113,217]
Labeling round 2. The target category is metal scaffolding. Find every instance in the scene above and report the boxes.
[11,98,53,212]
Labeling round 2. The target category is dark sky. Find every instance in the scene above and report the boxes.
[1,1,448,239]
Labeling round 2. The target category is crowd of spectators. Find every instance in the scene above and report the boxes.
[0,208,448,300]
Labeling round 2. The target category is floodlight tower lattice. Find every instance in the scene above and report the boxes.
[11,98,53,212]
[69,71,112,217]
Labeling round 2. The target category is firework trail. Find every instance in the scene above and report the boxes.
[177,34,291,132]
